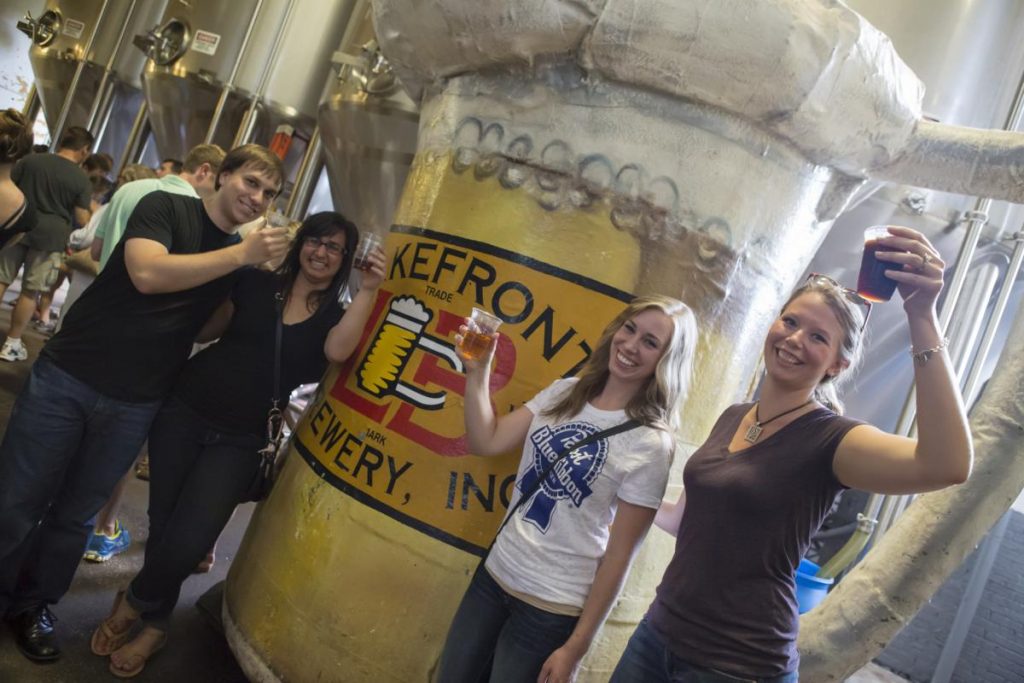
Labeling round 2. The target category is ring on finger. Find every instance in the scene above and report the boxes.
[920,252,933,270]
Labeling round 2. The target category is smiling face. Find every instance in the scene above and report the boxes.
[608,308,674,388]
[299,231,347,287]
[214,162,281,225]
[765,292,849,391]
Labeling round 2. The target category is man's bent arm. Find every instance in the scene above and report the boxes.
[125,238,246,294]
[124,226,289,294]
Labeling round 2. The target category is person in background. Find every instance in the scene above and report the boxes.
[609,229,973,683]
[155,158,182,178]
[438,295,697,683]
[0,125,93,362]
[32,174,114,334]
[92,212,384,678]
[0,144,289,664]
[83,152,113,188]
[0,110,35,249]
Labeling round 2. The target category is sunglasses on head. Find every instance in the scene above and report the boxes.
[805,273,872,331]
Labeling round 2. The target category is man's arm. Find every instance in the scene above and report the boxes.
[124,226,289,294]
[90,237,104,262]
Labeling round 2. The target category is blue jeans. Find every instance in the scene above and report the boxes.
[127,397,262,626]
[610,619,799,683]
[437,564,579,683]
[0,358,160,615]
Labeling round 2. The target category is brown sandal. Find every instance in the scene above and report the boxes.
[109,627,167,679]
[90,589,138,656]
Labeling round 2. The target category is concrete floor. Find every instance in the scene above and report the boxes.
[0,292,910,683]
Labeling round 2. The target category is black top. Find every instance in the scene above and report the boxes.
[174,268,343,436]
[43,191,241,402]
[12,153,91,252]
[0,199,36,249]
[647,403,862,678]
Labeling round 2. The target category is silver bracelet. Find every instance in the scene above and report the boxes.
[911,337,949,365]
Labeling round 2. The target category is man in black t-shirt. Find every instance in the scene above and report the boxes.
[0,127,94,362]
[0,144,291,664]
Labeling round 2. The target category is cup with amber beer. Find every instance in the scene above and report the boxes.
[458,308,502,360]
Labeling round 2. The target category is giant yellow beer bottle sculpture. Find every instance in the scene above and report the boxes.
[224,1,1023,680]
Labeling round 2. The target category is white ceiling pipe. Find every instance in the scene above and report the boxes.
[372,0,1024,202]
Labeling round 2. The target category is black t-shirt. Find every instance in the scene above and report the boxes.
[12,153,91,252]
[174,268,343,436]
[43,191,241,402]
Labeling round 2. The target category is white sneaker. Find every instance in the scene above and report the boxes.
[0,339,28,362]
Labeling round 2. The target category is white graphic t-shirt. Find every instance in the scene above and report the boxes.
[485,378,673,609]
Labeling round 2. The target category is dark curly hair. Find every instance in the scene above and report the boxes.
[0,110,33,165]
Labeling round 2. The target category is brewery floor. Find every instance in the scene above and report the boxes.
[0,286,910,683]
[0,291,250,683]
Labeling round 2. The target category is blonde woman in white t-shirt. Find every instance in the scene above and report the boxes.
[438,295,698,683]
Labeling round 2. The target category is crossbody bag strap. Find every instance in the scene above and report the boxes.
[485,418,642,554]
[267,291,285,443]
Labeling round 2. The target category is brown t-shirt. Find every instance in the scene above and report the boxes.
[647,403,862,678]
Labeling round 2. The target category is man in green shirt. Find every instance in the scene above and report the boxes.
[0,127,93,362]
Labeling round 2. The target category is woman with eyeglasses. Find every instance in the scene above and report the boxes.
[91,211,386,678]
[610,226,973,683]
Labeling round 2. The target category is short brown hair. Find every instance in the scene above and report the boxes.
[182,144,225,174]
[215,144,283,190]
[0,109,33,164]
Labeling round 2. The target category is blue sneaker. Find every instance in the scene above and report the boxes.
[83,521,131,562]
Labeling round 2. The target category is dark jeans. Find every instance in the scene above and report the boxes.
[127,396,261,626]
[610,619,799,683]
[0,358,159,615]
[437,564,579,683]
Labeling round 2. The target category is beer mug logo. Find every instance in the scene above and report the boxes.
[357,295,464,410]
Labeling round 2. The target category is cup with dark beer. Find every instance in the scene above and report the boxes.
[857,226,901,302]
[458,308,502,361]
[353,233,383,272]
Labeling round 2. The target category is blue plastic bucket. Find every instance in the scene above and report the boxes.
[795,558,834,614]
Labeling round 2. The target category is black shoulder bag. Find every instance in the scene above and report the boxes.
[485,418,642,555]
[250,292,287,501]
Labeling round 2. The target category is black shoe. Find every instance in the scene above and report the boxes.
[9,605,61,662]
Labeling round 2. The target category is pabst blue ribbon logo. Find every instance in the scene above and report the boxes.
[518,422,608,532]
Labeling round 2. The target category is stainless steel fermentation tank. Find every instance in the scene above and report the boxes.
[15,0,168,156]
[315,0,419,233]
[134,0,355,192]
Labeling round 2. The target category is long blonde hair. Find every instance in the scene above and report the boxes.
[543,295,697,432]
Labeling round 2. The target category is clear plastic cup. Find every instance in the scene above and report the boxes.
[458,308,502,360]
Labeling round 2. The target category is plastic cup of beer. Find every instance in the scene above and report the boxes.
[353,232,383,272]
[266,209,290,229]
[459,308,502,360]
[857,226,899,302]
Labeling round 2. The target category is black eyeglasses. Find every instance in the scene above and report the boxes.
[806,273,872,330]
[302,236,346,256]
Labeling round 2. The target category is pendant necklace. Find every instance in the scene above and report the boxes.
[743,399,814,444]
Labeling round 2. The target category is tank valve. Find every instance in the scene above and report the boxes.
[17,9,60,47]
